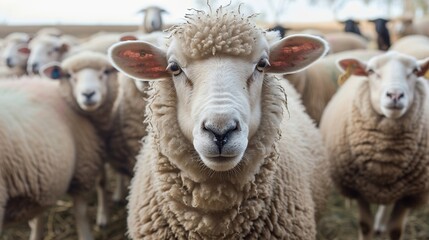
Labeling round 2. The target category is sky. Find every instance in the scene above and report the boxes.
[0,0,405,25]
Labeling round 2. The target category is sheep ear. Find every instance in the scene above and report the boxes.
[108,41,169,81]
[17,44,31,55]
[417,57,429,77]
[40,62,64,80]
[267,34,329,74]
[336,58,368,76]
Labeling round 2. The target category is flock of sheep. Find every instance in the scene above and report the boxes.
[1,4,429,240]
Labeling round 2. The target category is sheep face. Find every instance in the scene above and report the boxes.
[138,6,167,33]
[338,52,429,119]
[27,36,68,74]
[110,7,328,172]
[1,35,31,69]
[41,51,117,112]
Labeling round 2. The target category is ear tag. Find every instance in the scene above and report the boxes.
[337,64,355,86]
[424,70,429,80]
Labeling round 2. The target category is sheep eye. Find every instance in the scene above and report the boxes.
[256,59,270,72]
[413,68,419,75]
[64,73,71,79]
[367,69,375,75]
[103,69,113,75]
[167,62,182,76]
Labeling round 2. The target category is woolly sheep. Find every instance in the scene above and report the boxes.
[109,7,331,239]
[325,32,368,54]
[390,35,429,60]
[1,33,31,76]
[319,51,429,240]
[41,51,119,227]
[285,49,382,125]
[27,35,77,74]
[0,77,105,240]
[137,6,167,33]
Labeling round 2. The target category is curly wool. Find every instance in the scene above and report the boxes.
[127,74,329,239]
[170,8,260,58]
[322,77,429,205]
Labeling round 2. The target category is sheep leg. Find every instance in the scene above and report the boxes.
[73,195,94,240]
[28,215,45,240]
[387,201,409,240]
[112,173,125,203]
[357,198,373,240]
[374,204,393,236]
[96,168,108,228]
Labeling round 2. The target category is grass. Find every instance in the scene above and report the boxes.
[317,190,429,240]
[2,188,429,239]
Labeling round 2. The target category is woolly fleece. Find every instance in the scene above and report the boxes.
[320,76,429,205]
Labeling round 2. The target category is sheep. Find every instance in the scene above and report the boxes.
[0,77,105,240]
[41,51,119,227]
[137,6,168,33]
[27,34,76,75]
[284,49,382,125]
[325,32,368,54]
[390,35,429,60]
[0,33,31,77]
[109,6,331,239]
[369,18,391,51]
[341,19,362,35]
[319,51,429,240]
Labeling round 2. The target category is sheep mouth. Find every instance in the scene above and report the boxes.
[201,155,242,172]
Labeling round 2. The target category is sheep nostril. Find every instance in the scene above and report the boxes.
[6,58,13,68]
[82,91,95,99]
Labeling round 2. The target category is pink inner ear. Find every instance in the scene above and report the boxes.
[270,42,322,69]
[18,47,31,54]
[118,49,166,78]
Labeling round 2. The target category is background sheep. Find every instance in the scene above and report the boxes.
[109,7,331,239]
[284,49,382,125]
[341,19,362,35]
[0,33,31,77]
[137,6,167,33]
[41,51,119,228]
[320,51,429,240]
[0,77,105,240]
[369,18,391,51]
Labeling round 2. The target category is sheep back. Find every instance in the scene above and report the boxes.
[0,78,103,224]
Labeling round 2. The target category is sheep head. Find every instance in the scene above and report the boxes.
[1,33,31,69]
[109,8,328,172]
[27,35,70,75]
[42,51,117,112]
[337,51,429,119]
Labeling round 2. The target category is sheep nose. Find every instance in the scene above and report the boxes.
[203,120,239,152]
[6,58,12,68]
[386,90,404,103]
[31,63,39,74]
[82,91,95,100]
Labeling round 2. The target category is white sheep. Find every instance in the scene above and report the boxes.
[320,51,429,240]
[0,33,31,77]
[394,17,429,39]
[0,77,105,240]
[285,49,382,125]
[41,51,119,228]
[27,34,77,75]
[137,6,167,33]
[109,6,331,239]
